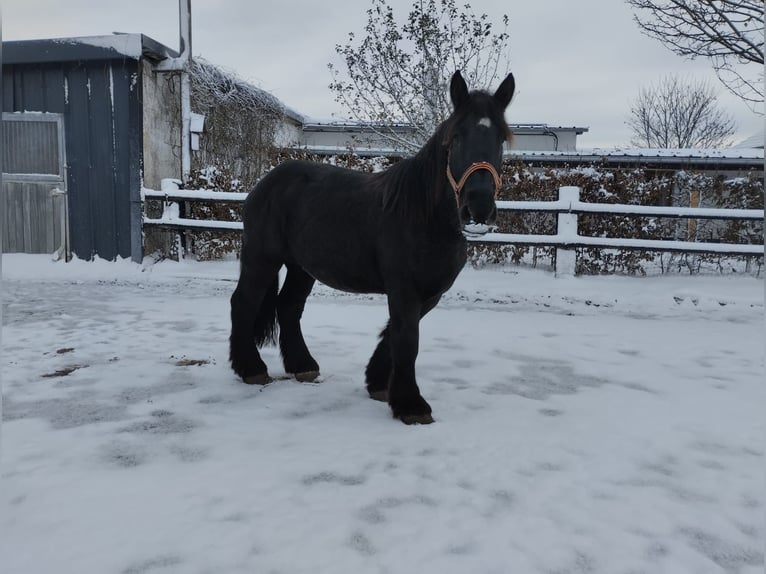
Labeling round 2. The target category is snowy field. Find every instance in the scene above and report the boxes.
[2,254,764,574]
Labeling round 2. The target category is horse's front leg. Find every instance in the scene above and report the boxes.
[366,294,442,403]
[386,293,433,425]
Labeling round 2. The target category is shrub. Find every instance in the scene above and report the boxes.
[167,156,763,275]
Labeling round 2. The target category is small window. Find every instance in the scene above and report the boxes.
[2,113,65,182]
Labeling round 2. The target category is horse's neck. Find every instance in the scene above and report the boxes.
[379,131,460,228]
[415,140,458,211]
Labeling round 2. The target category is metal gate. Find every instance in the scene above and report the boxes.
[2,112,68,258]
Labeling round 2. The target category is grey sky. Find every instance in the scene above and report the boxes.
[4,0,760,147]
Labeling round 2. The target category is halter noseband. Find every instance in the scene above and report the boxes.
[446,151,503,204]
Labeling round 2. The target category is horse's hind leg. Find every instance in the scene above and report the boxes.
[365,322,391,401]
[277,264,320,382]
[230,258,281,385]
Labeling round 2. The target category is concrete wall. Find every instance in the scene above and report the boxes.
[141,61,182,260]
[274,118,303,148]
[142,60,181,189]
[511,130,579,152]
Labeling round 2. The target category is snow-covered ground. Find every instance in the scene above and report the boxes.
[2,255,763,574]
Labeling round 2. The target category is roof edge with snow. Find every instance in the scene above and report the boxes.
[3,34,178,65]
[292,144,764,167]
[509,147,764,168]
[302,120,588,135]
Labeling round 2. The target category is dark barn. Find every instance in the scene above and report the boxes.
[2,34,181,261]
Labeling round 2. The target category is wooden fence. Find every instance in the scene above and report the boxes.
[143,180,763,276]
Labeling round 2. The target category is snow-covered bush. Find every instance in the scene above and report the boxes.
[471,161,762,275]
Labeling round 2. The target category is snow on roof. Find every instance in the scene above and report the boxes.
[302,120,588,133]
[512,124,588,134]
[5,34,177,64]
[516,147,764,160]
[55,34,144,58]
[508,147,764,167]
[733,130,764,149]
[302,118,416,130]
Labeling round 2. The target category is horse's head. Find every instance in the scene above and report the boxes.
[445,70,515,233]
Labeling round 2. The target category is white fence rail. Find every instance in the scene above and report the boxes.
[143,182,764,276]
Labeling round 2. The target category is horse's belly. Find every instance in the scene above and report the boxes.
[297,255,384,295]
[316,275,382,294]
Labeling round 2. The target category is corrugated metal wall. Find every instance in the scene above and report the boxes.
[2,58,143,260]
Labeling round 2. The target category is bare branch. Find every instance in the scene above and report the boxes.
[625,0,764,111]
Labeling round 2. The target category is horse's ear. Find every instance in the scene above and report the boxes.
[493,73,515,109]
[450,71,469,110]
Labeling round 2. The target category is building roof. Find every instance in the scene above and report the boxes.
[510,124,588,135]
[733,130,764,149]
[297,145,763,167]
[3,34,178,64]
[5,35,305,126]
[511,147,764,169]
[301,119,588,136]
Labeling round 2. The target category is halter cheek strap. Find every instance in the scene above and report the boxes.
[446,152,503,204]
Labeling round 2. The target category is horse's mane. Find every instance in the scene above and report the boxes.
[373,91,511,225]
[372,121,450,225]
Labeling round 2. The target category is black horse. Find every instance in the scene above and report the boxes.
[230,70,515,424]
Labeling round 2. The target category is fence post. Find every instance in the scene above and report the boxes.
[160,178,185,259]
[555,186,580,278]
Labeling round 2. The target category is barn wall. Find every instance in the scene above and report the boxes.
[2,59,143,261]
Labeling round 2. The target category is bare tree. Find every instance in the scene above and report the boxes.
[328,0,511,152]
[628,75,737,148]
[625,0,764,111]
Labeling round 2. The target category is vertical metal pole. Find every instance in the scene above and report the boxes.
[555,186,580,278]
[181,72,191,183]
[179,0,192,257]
[0,7,4,400]
[179,0,192,184]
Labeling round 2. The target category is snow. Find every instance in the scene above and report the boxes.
[143,187,249,203]
[53,35,144,59]
[474,232,764,255]
[733,130,763,150]
[2,255,764,574]
[515,147,765,160]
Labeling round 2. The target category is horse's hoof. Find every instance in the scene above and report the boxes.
[368,389,388,402]
[243,373,272,385]
[390,395,433,425]
[294,370,320,383]
[397,412,435,425]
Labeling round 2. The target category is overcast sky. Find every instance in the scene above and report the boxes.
[4,0,761,148]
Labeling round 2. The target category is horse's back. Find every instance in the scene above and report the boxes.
[242,160,386,293]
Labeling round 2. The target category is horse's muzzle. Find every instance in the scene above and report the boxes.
[460,188,498,228]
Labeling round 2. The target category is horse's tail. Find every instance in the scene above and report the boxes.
[253,274,279,347]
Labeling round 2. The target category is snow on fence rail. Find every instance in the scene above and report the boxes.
[143,181,764,276]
